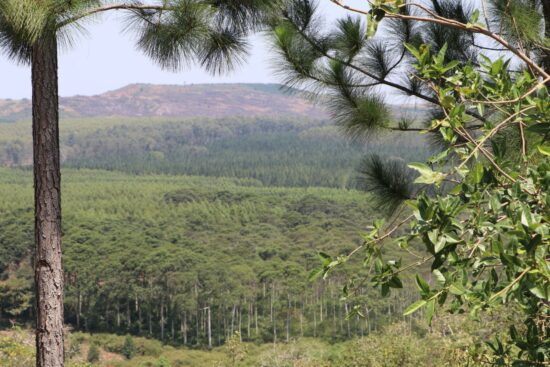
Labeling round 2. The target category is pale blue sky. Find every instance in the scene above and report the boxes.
[0,1,352,99]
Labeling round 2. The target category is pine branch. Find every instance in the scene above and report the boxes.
[58,3,171,28]
[331,0,550,79]
[281,10,487,125]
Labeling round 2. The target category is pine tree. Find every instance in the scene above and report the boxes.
[121,335,136,360]
[0,1,277,365]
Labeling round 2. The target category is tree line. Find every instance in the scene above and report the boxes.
[0,116,433,188]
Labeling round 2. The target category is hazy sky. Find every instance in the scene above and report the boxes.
[0,2,351,99]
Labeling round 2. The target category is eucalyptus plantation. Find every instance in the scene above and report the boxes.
[0,1,275,365]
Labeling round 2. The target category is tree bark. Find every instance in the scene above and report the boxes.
[33,35,64,367]
[207,306,212,348]
[76,292,81,330]
[540,1,550,76]
[160,299,165,340]
[182,311,188,345]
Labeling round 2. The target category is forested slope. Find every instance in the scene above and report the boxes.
[0,168,421,346]
[0,116,431,187]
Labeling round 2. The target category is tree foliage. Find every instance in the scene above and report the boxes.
[273,0,550,365]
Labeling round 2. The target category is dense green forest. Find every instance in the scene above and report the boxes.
[0,116,431,188]
[0,168,423,345]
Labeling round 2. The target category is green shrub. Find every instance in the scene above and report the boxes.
[87,344,100,363]
[122,335,136,359]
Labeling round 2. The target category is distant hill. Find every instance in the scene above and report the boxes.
[0,83,328,122]
[0,83,432,122]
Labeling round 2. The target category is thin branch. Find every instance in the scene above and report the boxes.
[347,214,414,259]
[330,0,550,80]
[287,19,487,123]
[58,3,170,28]
[470,76,550,105]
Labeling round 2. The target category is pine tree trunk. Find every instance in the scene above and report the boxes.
[32,35,64,367]
[542,1,550,75]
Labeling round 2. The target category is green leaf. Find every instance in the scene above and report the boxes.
[537,145,550,156]
[527,123,550,134]
[366,9,384,38]
[308,267,323,281]
[434,43,448,66]
[426,299,435,325]
[432,269,446,286]
[469,162,484,184]
[449,283,467,296]
[404,43,421,60]
[388,275,403,289]
[415,274,430,294]
[408,162,445,185]
[403,299,427,316]
[469,9,480,24]
[318,252,332,266]
[434,237,447,254]
[529,284,550,301]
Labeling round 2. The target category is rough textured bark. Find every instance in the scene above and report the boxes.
[32,35,64,367]
[541,0,550,75]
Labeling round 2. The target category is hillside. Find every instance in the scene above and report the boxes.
[0,168,422,346]
[0,84,327,122]
[0,83,431,122]
[0,116,431,187]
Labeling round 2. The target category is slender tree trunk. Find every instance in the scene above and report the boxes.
[207,306,212,348]
[286,295,290,343]
[300,301,303,337]
[171,317,175,342]
[238,306,242,341]
[148,310,152,336]
[218,307,222,346]
[254,304,258,337]
[196,309,199,343]
[247,303,251,340]
[223,307,227,338]
[127,301,131,330]
[270,284,274,322]
[33,35,64,367]
[344,303,351,338]
[76,291,81,330]
[160,300,165,340]
[313,303,317,338]
[183,311,188,345]
[116,303,121,328]
[138,305,142,334]
[230,305,236,335]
